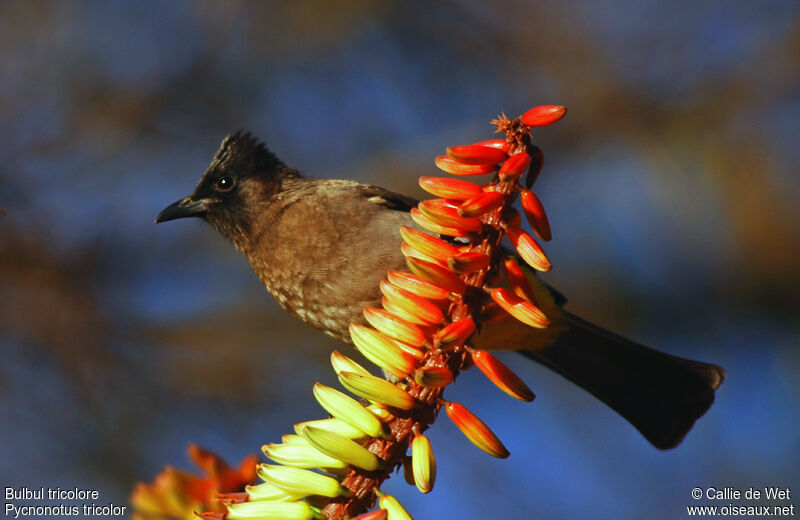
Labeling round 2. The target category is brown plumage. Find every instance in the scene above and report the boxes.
[157,131,725,450]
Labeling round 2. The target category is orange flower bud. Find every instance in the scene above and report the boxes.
[435,155,499,176]
[490,288,550,329]
[447,251,490,275]
[405,256,467,295]
[520,105,567,127]
[399,225,459,261]
[418,176,483,201]
[444,401,509,458]
[363,306,427,347]
[446,144,508,165]
[498,152,531,181]
[400,242,446,268]
[413,366,454,388]
[410,207,470,238]
[471,350,535,402]
[458,191,505,218]
[380,280,444,326]
[386,270,451,302]
[382,297,429,327]
[418,199,482,232]
[434,317,476,347]
[503,257,537,303]
[520,189,552,241]
[506,226,551,272]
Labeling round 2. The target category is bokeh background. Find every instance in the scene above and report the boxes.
[1,1,798,519]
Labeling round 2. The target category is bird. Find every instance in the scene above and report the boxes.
[156,131,725,450]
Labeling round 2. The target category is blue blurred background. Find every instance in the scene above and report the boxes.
[1,1,798,518]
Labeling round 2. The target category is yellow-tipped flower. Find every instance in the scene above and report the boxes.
[444,401,510,459]
[338,371,416,410]
[400,242,446,267]
[301,425,382,472]
[490,288,550,329]
[363,306,427,348]
[405,256,466,294]
[262,441,348,470]
[411,434,436,494]
[379,280,444,326]
[312,383,385,438]
[434,317,476,347]
[377,491,415,520]
[447,251,490,275]
[294,418,366,440]
[386,270,451,302]
[434,155,499,176]
[471,350,535,402]
[413,366,454,388]
[245,481,303,502]
[226,499,314,520]
[349,323,419,377]
[418,199,482,232]
[399,225,459,262]
[503,257,537,303]
[410,207,470,238]
[257,465,345,499]
[506,226,551,272]
[418,176,482,201]
[330,351,372,377]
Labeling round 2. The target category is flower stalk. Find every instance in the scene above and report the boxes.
[196,105,565,520]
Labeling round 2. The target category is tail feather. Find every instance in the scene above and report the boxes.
[520,312,725,450]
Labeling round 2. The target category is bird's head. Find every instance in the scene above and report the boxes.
[156,131,298,250]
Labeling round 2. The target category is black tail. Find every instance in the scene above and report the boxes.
[520,312,725,449]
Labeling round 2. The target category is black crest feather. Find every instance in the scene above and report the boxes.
[209,130,285,174]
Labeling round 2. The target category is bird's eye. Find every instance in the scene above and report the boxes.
[215,176,235,192]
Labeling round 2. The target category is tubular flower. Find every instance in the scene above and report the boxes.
[188,105,564,520]
[131,445,257,520]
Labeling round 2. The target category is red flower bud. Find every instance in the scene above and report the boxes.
[444,401,509,458]
[472,350,535,402]
[498,152,531,181]
[435,156,499,176]
[490,288,549,329]
[447,251,490,275]
[418,176,482,201]
[520,189,551,241]
[446,144,508,165]
[418,199,482,232]
[520,105,567,127]
[410,207,470,238]
[458,191,505,218]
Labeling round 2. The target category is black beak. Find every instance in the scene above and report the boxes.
[155,197,212,223]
